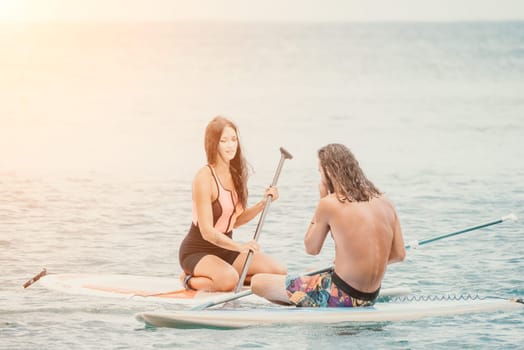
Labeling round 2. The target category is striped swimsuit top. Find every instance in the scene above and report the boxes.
[192,165,242,233]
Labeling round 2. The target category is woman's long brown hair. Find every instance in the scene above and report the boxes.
[205,116,249,208]
[318,144,381,202]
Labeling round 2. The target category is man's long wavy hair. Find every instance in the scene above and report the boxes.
[205,116,249,208]
[318,144,381,202]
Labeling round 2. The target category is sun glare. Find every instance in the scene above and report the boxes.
[0,0,25,20]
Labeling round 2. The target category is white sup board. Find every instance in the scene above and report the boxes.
[135,297,524,329]
[38,273,261,306]
[38,273,411,307]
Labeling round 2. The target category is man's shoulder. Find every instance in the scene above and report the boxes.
[372,195,399,220]
[376,194,395,207]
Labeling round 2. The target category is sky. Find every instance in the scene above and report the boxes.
[1,0,524,22]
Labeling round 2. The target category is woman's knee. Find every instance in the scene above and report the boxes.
[213,269,239,291]
[248,254,287,275]
[194,256,240,292]
[271,262,287,275]
[263,258,287,275]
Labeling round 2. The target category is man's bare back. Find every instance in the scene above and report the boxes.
[311,194,405,293]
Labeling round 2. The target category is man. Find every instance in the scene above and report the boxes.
[251,143,405,307]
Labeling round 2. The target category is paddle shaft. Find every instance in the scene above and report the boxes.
[234,147,293,293]
[405,213,517,249]
[23,268,47,289]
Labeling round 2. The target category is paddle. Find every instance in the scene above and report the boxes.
[405,213,517,249]
[234,147,293,293]
[23,268,47,289]
[191,212,517,310]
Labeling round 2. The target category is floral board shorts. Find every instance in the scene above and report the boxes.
[285,270,380,307]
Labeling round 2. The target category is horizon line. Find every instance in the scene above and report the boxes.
[1,18,524,24]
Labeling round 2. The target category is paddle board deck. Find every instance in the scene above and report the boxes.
[37,273,411,307]
[135,297,524,329]
[38,273,260,306]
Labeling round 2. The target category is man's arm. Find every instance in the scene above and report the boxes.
[304,198,331,255]
[388,211,406,264]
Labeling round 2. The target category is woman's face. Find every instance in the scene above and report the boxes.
[218,126,238,162]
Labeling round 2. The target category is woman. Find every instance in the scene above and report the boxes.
[178,116,287,292]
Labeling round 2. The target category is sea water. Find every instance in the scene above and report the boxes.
[0,21,523,349]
